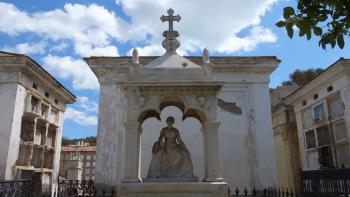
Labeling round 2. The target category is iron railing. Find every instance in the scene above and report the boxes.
[57,179,115,197]
[0,180,33,197]
[229,187,301,196]
[301,168,350,197]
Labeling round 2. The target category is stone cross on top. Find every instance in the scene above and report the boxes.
[160,9,181,54]
[161,8,181,32]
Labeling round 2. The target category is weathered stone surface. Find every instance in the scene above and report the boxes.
[117,182,228,197]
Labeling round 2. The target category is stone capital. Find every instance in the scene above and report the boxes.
[124,121,140,131]
[202,120,220,131]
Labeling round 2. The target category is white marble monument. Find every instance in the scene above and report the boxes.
[85,8,279,196]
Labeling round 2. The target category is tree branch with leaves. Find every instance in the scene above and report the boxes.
[276,0,350,49]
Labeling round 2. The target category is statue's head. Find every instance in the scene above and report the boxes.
[166,116,175,126]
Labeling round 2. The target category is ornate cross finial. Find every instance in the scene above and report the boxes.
[160,9,181,54]
[161,8,181,32]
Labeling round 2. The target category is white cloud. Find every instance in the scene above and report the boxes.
[117,0,279,54]
[50,41,69,52]
[0,1,278,57]
[74,43,119,57]
[128,45,164,56]
[217,26,277,53]
[0,2,125,56]
[76,96,98,113]
[3,41,47,55]
[64,107,97,126]
[42,55,99,90]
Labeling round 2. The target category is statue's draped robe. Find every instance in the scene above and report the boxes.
[147,129,196,179]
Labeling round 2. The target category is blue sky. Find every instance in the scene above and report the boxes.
[0,0,348,139]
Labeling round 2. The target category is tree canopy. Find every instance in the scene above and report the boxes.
[276,0,350,49]
[61,136,97,146]
[282,68,324,86]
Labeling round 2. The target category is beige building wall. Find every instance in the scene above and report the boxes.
[271,85,301,190]
[60,146,96,180]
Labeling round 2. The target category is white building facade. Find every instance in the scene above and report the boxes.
[85,54,279,192]
[284,58,350,170]
[0,51,76,193]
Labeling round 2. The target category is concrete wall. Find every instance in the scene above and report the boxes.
[94,84,126,189]
[0,83,26,180]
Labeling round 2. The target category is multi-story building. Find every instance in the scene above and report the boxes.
[60,144,96,180]
[0,51,76,193]
[284,58,350,171]
[270,85,301,189]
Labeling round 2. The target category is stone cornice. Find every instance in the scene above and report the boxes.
[121,82,222,93]
[284,58,350,105]
[0,52,76,103]
[84,55,280,79]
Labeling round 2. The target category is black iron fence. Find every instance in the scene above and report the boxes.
[301,168,350,197]
[0,180,33,197]
[3,168,350,197]
[229,187,301,196]
[57,179,115,197]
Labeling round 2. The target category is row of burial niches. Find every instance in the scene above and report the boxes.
[16,93,60,170]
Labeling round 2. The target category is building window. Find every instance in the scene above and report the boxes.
[45,92,49,98]
[314,94,319,100]
[86,155,91,160]
[41,104,48,118]
[334,122,347,142]
[302,100,307,106]
[302,108,313,129]
[313,103,325,122]
[31,97,39,113]
[327,86,333,92]
[318,146,334,168]
[55,99,59,104]
[305,129,316,149]
[329,97,344,119]
[86,162,90,167]
[50,109,58,123]
[336,145,350,167]
[316,126,331,146]
[32,83,38,89]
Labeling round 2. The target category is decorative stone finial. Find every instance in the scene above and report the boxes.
[202,48,210,64]
[160,8,181,54]
[132,48,139,64]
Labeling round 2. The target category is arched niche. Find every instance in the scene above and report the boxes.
[183,108,206,124]
[139,105,204,179]
[138,109,161,124]
[122,84,223,183]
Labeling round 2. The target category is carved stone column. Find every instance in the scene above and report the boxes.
[122,121,141,183]
[202,121,223,182]
[25,94,33,112]
[26,143,34,166]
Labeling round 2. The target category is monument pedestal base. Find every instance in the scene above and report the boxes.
[117,182,229,197]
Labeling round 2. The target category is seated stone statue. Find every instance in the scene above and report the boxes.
[146,116,198,181]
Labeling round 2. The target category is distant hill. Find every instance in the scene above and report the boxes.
[62,136,97,146]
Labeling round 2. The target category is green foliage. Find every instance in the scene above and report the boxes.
[276,0,350,49]
[282,68,324,86]
[62,136,70,146]
[61,136,97,146]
